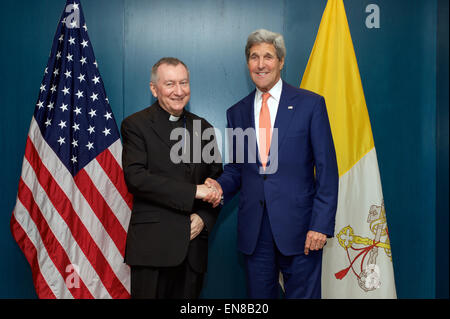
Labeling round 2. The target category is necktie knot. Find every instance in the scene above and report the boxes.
[262,92,271,103]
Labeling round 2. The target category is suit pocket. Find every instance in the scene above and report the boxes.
[131,211,161,224]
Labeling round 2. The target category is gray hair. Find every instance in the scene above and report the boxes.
[245,29,286,62]
[150,57,190,83]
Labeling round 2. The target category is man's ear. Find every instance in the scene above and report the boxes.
[279,57,285,71]
[150,82,157,98]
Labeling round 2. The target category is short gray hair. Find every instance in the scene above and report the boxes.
[245,29,286,62]
[150,57,190,83]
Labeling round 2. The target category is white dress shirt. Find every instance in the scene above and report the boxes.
[254,78,283,151]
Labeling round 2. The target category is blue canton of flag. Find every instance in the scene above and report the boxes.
[34,1,118,176]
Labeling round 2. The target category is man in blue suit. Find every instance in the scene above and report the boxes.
[206,29,339,299]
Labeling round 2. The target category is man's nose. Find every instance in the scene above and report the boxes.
[174,83,184,95]
[257,57,265,69]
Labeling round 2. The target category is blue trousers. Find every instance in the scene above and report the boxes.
[244,207,322,299]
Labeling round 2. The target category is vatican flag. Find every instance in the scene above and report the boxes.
[301,0,397,298]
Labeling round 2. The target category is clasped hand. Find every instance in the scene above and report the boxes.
[195,178,223,208]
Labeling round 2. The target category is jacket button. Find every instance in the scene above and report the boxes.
[259,200,264,207]
[263,175,267,180]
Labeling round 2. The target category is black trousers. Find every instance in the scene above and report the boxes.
[130,258,204,299]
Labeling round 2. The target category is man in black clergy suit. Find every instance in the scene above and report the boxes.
[121,57,222,299]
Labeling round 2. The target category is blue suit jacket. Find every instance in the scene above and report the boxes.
[217,81,339,256]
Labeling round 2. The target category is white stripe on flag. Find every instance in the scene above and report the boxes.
[13,199,74,299]
[108,139,123,168]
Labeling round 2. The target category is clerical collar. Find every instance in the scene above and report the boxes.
[156,102,185,121]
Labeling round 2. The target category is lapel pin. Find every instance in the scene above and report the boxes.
[288,106,294,110]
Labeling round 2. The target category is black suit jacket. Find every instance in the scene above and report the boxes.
[121,102,222,273]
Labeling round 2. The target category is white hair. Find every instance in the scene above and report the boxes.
[245,29,286,61]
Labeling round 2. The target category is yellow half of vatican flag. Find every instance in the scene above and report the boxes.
[301,0,397,298]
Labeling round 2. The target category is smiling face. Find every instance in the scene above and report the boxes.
[150,63,190,116]
[247,42,284,92]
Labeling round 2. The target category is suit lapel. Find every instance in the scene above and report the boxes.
[241,90,256,130]
[240,90,262,167]
[272,81,296,151]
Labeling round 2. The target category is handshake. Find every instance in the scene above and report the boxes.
[195,178,223,208]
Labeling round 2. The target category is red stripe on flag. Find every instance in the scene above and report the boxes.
[17,178,94,299]
[96,148,133,210]
[74,169,127,256]
[10,214,56,299]
[24,137,130,299]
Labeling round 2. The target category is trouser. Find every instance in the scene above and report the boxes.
[130,258,204,299]
[244,206,323,299]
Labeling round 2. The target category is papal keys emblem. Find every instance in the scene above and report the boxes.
[335,201,392,292]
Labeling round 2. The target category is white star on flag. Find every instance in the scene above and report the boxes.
[75,90,84,99]
[86,141,94,150]
[72,123,80,131]
[60,103,68,112]
[92,75,100,84]
[88,109,97,118]
[58,120,67,129]
[73,106,82,115]
[62,86,70,95]
[102,128,111,136]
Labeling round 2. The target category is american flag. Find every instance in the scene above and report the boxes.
[10,0,132,299]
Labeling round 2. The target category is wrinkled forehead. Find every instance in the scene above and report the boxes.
[156,63,190,82]
[248,42,278,56]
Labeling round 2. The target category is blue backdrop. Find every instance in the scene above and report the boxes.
[0,0,447,299]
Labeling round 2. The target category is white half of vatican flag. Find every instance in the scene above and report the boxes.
[300,0,397,298]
